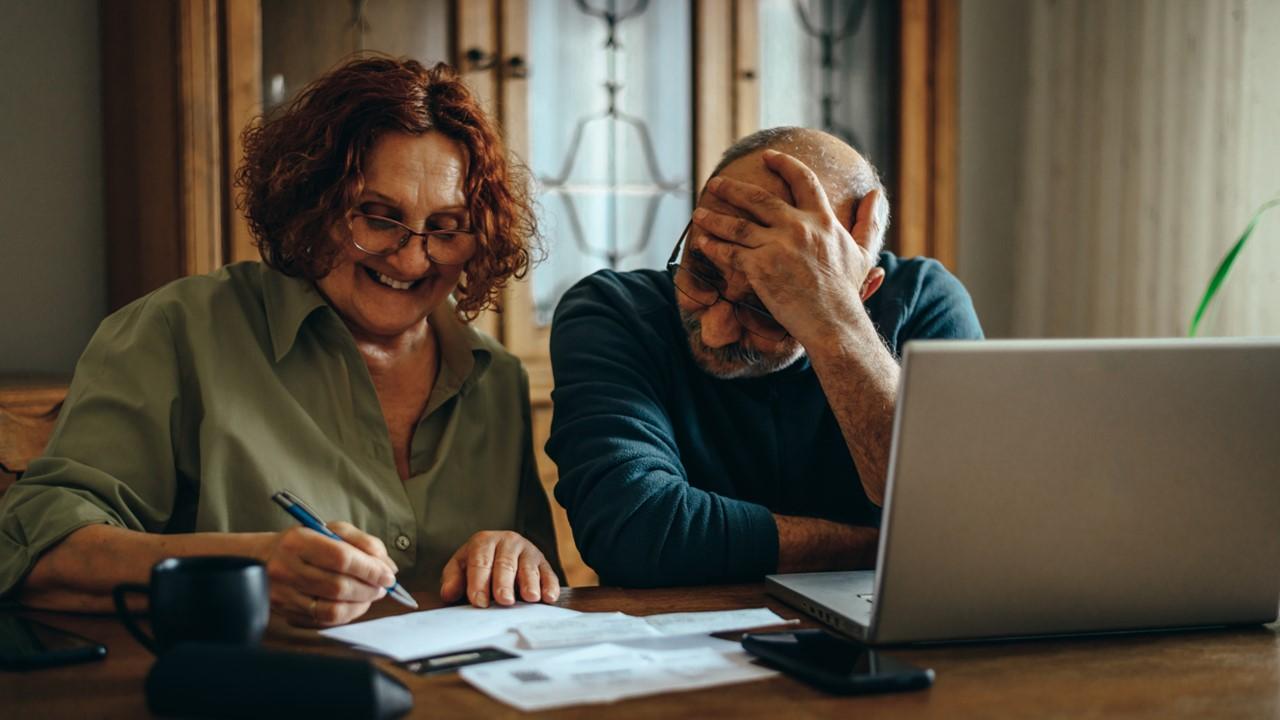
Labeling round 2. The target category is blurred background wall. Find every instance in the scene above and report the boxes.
[957,0,1280,339]
[956,0,1028,338]
[0,0,105,374]
[1011,0,1280,338]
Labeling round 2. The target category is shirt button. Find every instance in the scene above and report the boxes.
[394,535,411,551]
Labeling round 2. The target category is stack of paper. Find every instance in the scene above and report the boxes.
[320,604,794,711]
[514,612,659,648]
[459,640,778,712]
[513,607,795,649]
[318,603,580,661]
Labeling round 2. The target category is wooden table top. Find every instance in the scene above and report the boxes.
[4,583,1278,718]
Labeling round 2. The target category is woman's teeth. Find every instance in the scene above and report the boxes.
[374,271,413,290]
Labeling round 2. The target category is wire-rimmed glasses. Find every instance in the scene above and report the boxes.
[349,211,479,266]
[665,222,789,342]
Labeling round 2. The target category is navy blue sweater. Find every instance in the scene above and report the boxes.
[547,253,983,587]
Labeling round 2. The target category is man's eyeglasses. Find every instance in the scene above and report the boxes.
[349,211,479,266]
[665,222,789,342]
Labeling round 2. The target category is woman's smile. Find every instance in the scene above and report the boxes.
[362,264,424,292]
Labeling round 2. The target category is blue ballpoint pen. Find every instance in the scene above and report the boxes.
[271,490,419,609]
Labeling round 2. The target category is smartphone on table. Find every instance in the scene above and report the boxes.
[0,614,107,671]
[742,629,933,695]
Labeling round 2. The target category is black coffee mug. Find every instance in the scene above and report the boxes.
[112,556,270,655]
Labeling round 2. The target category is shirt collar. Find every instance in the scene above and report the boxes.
[429,300,493,397]
[262,266,329,363]
[260,265,493,391]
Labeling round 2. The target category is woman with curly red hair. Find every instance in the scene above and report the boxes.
[0,57,562,627]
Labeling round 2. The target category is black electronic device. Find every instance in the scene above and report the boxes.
[145,643,413,720]
[0,614,108,670]
[741,629,934,695]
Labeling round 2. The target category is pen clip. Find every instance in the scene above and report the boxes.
[272,489,328,524]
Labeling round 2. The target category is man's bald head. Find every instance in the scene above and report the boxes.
[706,127,888,253]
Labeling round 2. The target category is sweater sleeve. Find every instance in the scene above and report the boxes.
[546,273,779,588]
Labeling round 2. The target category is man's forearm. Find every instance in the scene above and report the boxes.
[19,524,272,613]
[805,309,900,506]
[774,513,879,573]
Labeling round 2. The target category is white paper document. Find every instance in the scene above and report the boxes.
[459,641,778,712]
[641,608,795,636]
[514,612,662,649]
[514,607,794,649]
[318,603,580,661]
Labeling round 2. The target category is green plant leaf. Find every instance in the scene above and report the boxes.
[1188,198,1280,337]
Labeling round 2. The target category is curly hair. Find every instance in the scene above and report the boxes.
[235,55,537,320]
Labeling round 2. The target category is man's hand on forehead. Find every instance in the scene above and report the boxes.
[688,241,750,292]
[689,195,760,291]
[690,149,886,349]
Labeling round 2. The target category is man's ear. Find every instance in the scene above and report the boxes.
[860,267,885,302]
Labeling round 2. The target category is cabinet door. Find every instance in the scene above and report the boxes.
[260,0,450,109]
[500,0,696,380]
[103,0,224,310]
[754,0,898,204]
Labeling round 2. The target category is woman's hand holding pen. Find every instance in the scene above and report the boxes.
[258,521,399,627]
[440,531,561,609]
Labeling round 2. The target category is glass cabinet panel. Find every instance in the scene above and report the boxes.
[261,0,449,111]
[526,0,693,326]
[757,0,897,186]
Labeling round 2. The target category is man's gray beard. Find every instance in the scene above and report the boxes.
[679,309,804,379]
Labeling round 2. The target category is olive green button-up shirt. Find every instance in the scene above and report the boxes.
[0,262,560,596]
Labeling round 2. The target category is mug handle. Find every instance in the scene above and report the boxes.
[112,583,156,655]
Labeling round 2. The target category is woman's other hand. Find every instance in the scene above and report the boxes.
[440,531,560,608]
[260,521,399,627]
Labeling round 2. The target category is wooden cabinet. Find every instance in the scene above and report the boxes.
[0,377,69,496]
[101,0,229,311]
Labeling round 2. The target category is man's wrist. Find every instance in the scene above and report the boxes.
[775,513,878,573]
[800,303,881,367]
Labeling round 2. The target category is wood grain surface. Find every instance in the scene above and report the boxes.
[4,583,1277,718]
[0,377,67,491]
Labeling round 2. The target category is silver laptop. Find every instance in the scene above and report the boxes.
[768,338,1280,644]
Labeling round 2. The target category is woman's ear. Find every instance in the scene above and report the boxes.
[860,267,886,302]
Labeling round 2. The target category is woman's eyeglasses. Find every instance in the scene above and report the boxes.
[349,212,479,266]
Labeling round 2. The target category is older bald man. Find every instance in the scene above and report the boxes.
[547,127,983,587]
